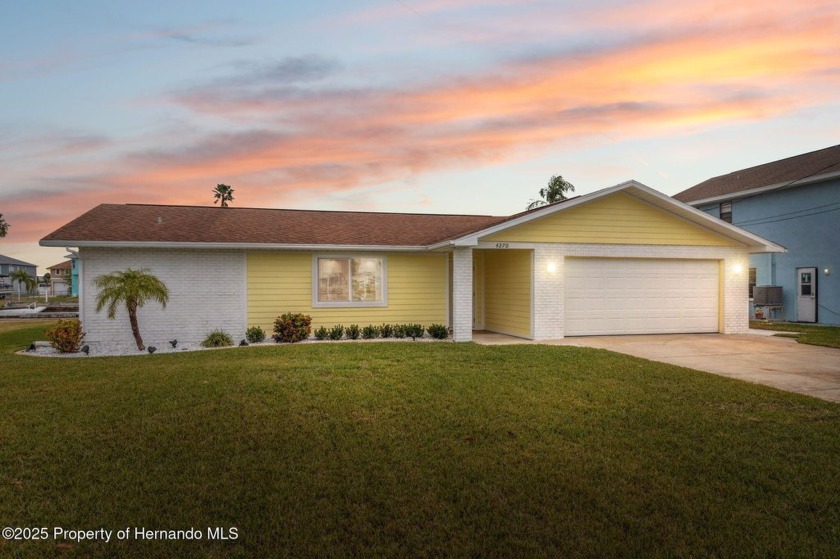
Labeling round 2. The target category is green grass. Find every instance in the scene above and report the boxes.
[0,319,57,335]
[1,321,839,558]
[750,321,840,349]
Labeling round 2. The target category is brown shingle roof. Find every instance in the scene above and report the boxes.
[47,260,72,271]
[40,204,509,247]
[674,144,840,203]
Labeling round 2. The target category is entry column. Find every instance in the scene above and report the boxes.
[452,247,473,342]
[533,246,565,340]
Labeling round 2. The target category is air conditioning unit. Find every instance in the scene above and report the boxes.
[753,286,783,306]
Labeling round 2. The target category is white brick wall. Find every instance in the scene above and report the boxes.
[79,248,247,347]
[532,246,565,340]
[452,247,473,342]
[722,254,750,334]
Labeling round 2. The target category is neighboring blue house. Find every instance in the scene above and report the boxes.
[48,252,79,296]
[69,252,79,297]
[675,145,840,325]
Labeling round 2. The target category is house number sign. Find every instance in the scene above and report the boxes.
[495,243,510,249]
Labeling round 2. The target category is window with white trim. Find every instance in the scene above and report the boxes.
[314,256,386,306]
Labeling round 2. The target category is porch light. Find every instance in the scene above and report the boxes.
[732,263,744,274]
[546,262,557,274]
[825,268,831,276]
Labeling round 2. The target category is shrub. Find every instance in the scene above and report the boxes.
[328,324,345,341]
[427,323,449,339]
[245,326,266,343]
[362,325,380,339]
[45,319,85,353]
[404,324,425,340]
[380,323,394,338]
[393,324,406,339]
[273,312,312,343]
[346,324,361,340]
[201,329,233,348]
[314,326,329,340]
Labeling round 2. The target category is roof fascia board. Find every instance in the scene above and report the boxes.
[684,169,840,207]
[39,240,428,252]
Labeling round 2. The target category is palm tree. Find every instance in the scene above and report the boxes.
[213,184,235,207]
[93,268,170,351]
[9,269,37,301]
[0,214,8,237]
[526,175,576,210]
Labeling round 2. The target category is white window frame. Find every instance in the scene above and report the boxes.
[312,254,388,308]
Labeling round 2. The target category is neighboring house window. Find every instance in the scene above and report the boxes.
[719,201,732,223]
[314,256,386,307]
[748,267,756,299]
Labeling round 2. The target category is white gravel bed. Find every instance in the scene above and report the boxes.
[19,336,448,358]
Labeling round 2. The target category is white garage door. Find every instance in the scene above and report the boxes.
[564,258,719,336]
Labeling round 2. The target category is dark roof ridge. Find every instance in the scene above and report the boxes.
[705,144,840,182]
[0,254,37,267]
[675,144,840,203]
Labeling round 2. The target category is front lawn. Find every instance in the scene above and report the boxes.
[1,322,839,558]
[750,321,840,349]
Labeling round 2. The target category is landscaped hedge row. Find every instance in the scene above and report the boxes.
[45,314,449,353]
[312,323,449,341]
[240,314,451,345]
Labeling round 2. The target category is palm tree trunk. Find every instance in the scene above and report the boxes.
[127,301,145,351]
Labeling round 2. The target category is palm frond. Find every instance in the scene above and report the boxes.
[93,268,169,319]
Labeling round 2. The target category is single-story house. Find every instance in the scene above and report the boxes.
[675,145,839,324]
[40,181,782,346]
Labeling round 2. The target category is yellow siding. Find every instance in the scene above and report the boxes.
[247,252,448,330]
[483,192,741,246]
[483,250,531,338]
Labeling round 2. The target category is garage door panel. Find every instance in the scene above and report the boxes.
[564,258,719,336]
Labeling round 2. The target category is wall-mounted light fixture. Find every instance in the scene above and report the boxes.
[732,263,744,274]
[546,262,557,274]
[825,268,831,276]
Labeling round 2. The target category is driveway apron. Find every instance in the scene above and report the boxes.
[473,331,840,403]
[557,333,840,403]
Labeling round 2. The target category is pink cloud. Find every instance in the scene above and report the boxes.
[8,0,838,254]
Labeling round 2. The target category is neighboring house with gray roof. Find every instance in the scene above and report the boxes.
[0,254,38,295]
[41,181,781,349]
[675,145,840,325]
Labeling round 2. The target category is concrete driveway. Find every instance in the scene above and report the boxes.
[474,331,840,403]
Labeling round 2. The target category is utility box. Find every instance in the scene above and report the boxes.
[753,286,783,306]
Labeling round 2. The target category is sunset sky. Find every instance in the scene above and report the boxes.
[3,0,839,272]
